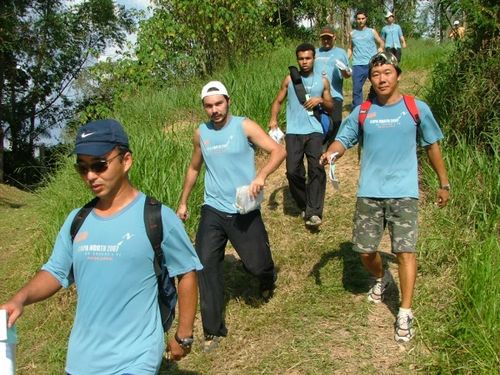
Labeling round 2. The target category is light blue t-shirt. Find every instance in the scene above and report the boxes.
[42,193,203,375]
[199,116,256,213]
[381,24,403,48]
[351,27,377,65]
[336,98,444,198]
[314,47,349,101]
[286,71,324,135]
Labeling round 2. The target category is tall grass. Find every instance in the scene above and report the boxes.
[419,110,499,372]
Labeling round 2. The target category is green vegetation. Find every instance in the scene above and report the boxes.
[1,1,498,373]
[417,16,499,371]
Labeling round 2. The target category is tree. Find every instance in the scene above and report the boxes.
[134,0,281,80]
[0,0,135,184]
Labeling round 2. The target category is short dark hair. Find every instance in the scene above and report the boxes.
[355,10,368,18]
[295,43,316,58]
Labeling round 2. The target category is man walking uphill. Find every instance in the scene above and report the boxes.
[1,119,203,374]
[321,52,450,342]
[269,43,334,228]
[348,10,384,109]
[177,81,286,352]
[314,25,352,142]
[381,11,407,62]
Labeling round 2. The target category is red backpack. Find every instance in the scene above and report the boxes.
[357,95,421,159]
[358,94,421,133]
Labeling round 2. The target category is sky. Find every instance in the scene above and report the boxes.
[98,0,153,60]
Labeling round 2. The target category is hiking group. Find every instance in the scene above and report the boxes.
[1,8,450,375]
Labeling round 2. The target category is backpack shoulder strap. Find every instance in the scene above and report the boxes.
[402,95,421,126]
[70,197,99,242]
[144,196,164,277]
[288,66,307,104]
[358,99,373,128]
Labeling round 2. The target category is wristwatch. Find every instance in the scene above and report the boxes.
[440,184,451,191]
[175,333,194,349]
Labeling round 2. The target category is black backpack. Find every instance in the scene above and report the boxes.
[69,195,177,332]
[288,66,333,143]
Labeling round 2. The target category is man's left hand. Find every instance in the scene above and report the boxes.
[249,177,265,198]
[166,336,190,361]
[436,189,449,208]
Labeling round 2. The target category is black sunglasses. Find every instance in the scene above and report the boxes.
[74,153,122,175]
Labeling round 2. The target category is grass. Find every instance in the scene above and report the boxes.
[417,130,499,373]
[1,37,497,374]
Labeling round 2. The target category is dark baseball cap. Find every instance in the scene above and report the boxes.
[319,26,335,37]
[74,119,130,156]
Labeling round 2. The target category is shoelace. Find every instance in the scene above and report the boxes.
[328,152,340,190]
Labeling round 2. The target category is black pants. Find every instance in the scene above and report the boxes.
[195,205,275,337]
[385,47,402,62]
[285,133,326,218]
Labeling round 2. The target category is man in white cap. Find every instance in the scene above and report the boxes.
[177,81,286,352]
[381,11,407,62]
[449,20,465,40]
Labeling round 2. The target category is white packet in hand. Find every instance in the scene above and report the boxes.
[268,127,285,144]
[335,59,347,70]
[328,153,340,191]
[234,185,264,214]
[335,59,352,74]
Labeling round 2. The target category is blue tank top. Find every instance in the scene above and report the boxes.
[381,24,403,48]
[286,72,324,135]
[351,27,377,65]
[199,116,256,213]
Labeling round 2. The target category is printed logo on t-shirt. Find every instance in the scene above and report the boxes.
[205,135,234,153]
[368,111,404,129]
[76,232,135,261]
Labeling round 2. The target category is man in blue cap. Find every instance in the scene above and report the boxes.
[1,119,203,374]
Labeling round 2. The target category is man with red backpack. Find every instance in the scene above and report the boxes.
[320,52,450,342]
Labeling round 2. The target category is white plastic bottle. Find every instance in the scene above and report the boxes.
[0,309,16,375]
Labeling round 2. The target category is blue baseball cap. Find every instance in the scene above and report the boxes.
[74,119,130,156]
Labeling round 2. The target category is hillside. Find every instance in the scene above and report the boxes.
[0,64,444,374]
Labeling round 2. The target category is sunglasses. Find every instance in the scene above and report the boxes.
[74,153,122,175]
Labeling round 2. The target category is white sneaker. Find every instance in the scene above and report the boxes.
[367,270,391,303]
[305,215,322,227]
[394,312,415,342]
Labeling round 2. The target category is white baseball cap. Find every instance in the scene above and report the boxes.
[453,20,460,25]
[385,11,394,18]
[200,81,229,100]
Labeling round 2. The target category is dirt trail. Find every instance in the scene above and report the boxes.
[256,141,415,374]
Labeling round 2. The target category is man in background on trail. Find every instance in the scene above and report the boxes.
[0,119,202,374]
[449,20,466,40]
[269,43,334,228]
[314,25,352,143]
[177,81,286,352]
[320,52,450,342]
[381,11,407,62]
[348,10,385,109]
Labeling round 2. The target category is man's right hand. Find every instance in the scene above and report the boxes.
[176,204,189,221]
[268,119,278,130]
[319,151,332,166]
[1,299,24,328]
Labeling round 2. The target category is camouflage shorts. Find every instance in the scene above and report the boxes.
[352,197,418,254]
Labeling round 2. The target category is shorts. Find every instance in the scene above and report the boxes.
[352,197,418,254]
